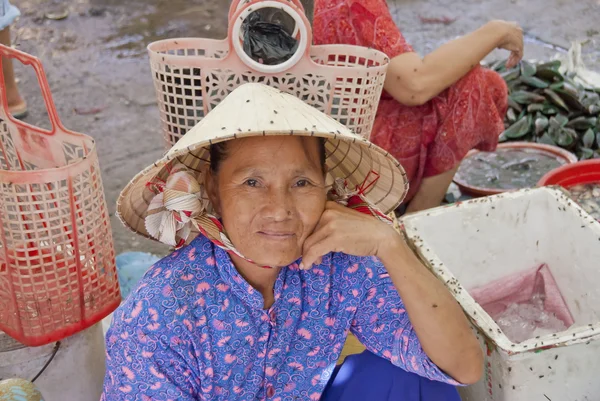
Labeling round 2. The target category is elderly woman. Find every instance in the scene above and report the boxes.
[310,0,523,213]
[102,84,481,401]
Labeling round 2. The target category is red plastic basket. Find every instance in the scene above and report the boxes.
[0,46,120,346]
[537,159,600,188]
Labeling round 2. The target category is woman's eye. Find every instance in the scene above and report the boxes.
[295,179,309,187]
[245,179,258,187]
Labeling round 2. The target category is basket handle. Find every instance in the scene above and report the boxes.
[228,0,306,23]
[228,0,312,74]
[0,45,62,134]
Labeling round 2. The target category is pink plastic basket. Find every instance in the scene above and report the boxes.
[148,0,390,147]
[0,46,120,346]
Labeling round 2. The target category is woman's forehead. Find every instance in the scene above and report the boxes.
[225,136,322,168]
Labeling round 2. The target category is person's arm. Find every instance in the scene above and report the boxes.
[301,202,483,384]
[385,20,523,106]
[374,233,482,384]
[101,297,200,400]
[347,255,469,385]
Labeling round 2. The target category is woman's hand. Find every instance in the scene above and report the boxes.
[299,201,400,270]
[491,20,524,68]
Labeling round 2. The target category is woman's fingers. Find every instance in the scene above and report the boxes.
[505,52,520,68]
[301,220,335,269]
[513,49,523,63]
[303,221,330,253]
[301,201,350,269]
[505,54,516,68]
[301,233,335,270]
[502,43,523,68]
[495,20,524,67]
[300,200,394,269]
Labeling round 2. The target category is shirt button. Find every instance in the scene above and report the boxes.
[266,385,275,397]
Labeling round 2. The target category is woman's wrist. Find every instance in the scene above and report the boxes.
[485,20,510,47]
[376,228,416,266]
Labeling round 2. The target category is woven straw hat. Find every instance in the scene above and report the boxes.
[117,83,408,250]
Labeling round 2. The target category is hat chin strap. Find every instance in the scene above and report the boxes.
[145,162,392,268]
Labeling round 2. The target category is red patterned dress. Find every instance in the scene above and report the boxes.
[313,0,508,202]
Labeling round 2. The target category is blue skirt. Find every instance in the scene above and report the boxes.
[321,351,461,401]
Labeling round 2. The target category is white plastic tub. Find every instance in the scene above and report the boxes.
[401,187,600,401]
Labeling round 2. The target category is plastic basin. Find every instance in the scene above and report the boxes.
[537,159,600,188]
[454,142,578,197]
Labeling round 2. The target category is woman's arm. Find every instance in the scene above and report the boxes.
[102,312,200,400]
[301,202,484,384]
[376,234,483,384]
[385,20,523,106]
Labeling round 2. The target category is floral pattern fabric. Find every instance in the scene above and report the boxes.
[313,0,508,202]
[101,235,457,400]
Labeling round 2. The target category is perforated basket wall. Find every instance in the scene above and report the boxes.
[148,0,389,147]
[0,46,120,346]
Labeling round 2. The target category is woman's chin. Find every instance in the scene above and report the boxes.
[246,250,301,268]
[234,237,302,268]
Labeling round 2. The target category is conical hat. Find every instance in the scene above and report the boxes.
[117,83,408,248]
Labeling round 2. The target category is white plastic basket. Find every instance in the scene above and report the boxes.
[401,187,600,401]
[147,0,390,147]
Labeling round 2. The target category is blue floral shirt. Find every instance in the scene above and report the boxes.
[101,236,455,400]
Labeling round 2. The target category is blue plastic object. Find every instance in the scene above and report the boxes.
[115,252,161,299]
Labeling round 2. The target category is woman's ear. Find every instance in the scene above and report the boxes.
[204,169,222,216]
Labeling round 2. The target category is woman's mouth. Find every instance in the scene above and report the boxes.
[258,231,296,240]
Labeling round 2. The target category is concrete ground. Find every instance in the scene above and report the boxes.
[9,0,600,257]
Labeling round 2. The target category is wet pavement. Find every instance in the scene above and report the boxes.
[8,0,600,256]
[388,0,600,68]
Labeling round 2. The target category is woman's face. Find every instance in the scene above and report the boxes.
[206,136,327,267]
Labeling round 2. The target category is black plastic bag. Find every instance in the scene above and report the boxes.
[242,11,299,66]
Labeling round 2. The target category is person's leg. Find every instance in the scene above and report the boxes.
[0,0,26,118]
[404,164,459,214]
[322,350,461,401]
[337,333,365,364]
[0,26,26,117]
[402,66,508,214]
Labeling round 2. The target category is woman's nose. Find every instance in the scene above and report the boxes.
[263,188,293,221]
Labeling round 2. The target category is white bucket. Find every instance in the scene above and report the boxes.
[0,324,106,401]
[401,187,600,401]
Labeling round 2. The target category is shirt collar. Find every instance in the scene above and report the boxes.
[213,245,298,309]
